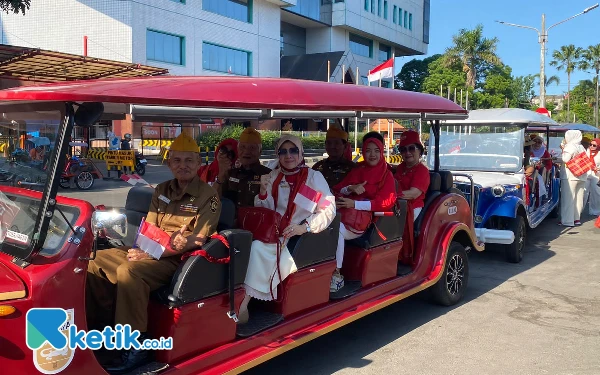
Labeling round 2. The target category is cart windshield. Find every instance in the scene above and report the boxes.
[428,125,525,173]
[0,106,64,253]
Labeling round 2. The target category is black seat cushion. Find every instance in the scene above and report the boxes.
[349,200,407,249]
[437,170,454,193]
[414,172,442,236]
[123,186,154,247]
[287,214,341,269]
[154,229,252,307]
[218,198,236,232]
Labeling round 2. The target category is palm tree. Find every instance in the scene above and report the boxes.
[442,24,501,89]
[579,44,600,127]
[550,44,583,121]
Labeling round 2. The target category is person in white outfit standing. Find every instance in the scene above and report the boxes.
[583,138,600,216]
[238,134,336,324]
[559,130,587,226]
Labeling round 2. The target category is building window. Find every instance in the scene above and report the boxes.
[423,0,430,44]
[287,0,321,21]
[383,1,388,19]
[364,0,369,10]
[379,44,391,62]
[349,33,372,58]
[202,42,250,76]
[371,0,375,13]
[381,81,391,88]
[203,0,252,23]
[377,0,381,16]
[393,5,397,23]
[404,10,408,28]
[361,76,370,85]
[146,29,184,65]
[408,13,412,30]
[398,8,402,26]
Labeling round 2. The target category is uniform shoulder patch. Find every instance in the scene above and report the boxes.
[210,196,219,213]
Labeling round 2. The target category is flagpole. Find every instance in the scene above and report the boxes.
[391,53,395,89]
[327,60,331,130]
[355,66,359,153]
[342,64,345,131]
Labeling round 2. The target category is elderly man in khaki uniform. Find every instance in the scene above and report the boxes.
[214,127,271,207]
[312,126,356,187]
[86,133,221,373]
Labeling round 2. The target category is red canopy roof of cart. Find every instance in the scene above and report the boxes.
[0,76,466,114]
[0,44,168,82]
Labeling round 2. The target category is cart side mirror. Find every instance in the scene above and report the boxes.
[91,210,127,240]
[75,102,104,127]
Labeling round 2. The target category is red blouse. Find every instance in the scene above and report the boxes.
[394,163,430,209]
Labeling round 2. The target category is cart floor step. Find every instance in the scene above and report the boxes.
[330,280,361,300]
[124,362,169,375]
[236,310,284,338]
[397,263,413,276]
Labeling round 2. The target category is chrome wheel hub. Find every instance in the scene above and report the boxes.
[446,254,464,295]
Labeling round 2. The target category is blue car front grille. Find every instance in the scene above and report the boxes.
[454,182,480,211]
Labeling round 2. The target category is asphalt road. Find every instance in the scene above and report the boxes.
[60,160,600,375]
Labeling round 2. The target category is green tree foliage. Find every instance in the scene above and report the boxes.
[442,24,501,88]
[550,44,583,120]
[512,74,537,109]
[395,54,441,91]
[0,0,30,14]
[421,57,466,95]
[472,65,514,109]
[579,44,600,126]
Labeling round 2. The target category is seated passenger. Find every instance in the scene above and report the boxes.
[29,145,45,161]
[86,133,221,373]
[312,125,356,187]
[529,134,553,172]
[393,130,430,220]
[332,136,396,292]
[197,138,238,185]
[239,135,335,324]
[217,127,271,207]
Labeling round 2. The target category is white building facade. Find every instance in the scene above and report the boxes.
[0,0,429,84]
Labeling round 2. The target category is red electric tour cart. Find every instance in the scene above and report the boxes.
[0,77,483,375]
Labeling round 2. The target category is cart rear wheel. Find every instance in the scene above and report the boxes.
[430,241,469,306]
[75,171,94,190]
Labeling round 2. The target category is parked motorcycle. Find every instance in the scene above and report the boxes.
[135,151,147,176]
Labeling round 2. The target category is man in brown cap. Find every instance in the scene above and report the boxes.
[313,125,356,187]
[86,133,221,373]
[216,127,271,207]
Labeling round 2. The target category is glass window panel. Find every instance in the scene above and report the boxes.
[383,1,387,19]
[371,0,375,13]
[287,0,320,21]
[349,33,372,58]
[203,0,250,23]
[393,6,397,23]
[409,13,413,30]
[398,8,402,26]
[404,10,408,28]
[379,44,391,62]
[365,0,369,10]
[146,30,183,65]
[202,42,250,76]
[377,0,381,16]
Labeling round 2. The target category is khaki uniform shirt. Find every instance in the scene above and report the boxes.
[146,176,221,249]
[312,158,356,188]
[222,162,271,207]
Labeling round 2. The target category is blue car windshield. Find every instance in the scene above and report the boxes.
[428,125,525,173]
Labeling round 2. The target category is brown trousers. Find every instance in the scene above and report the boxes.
[86,247,180,332]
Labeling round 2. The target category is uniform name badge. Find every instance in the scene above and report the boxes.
[229,177,240,183]
[158,195,171,204]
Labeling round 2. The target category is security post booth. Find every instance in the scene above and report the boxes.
[105,150,136,177]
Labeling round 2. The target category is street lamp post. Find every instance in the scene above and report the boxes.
[497,3,599,109]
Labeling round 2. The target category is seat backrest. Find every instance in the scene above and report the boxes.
[123,186,154,247]
[414,172,442,236]
[349,199,407,249]
[287,214,341,269]
[437,170,454,193]
[165,228,252,307]
[218,198,236,232]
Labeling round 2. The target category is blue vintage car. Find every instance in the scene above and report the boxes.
[427,108,561,263]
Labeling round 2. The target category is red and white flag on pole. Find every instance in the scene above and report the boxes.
[134,219,172,259]
[368,57,394,82]
[121,173,150,186]
[293,184,326,213]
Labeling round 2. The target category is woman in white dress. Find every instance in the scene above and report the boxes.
[238,135,335,324]
[584,138,600,216]
[559,130,587,227]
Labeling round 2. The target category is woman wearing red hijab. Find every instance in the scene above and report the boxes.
[332,134,397,292]
[197,138,238,185]
[394,130,430,220]
[584,138,600,215]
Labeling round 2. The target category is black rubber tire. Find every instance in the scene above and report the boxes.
[59,178,70,189]
[135,163,146,176]
[75,171,94,190]
[505,216,526,263]
[430,241,469,306]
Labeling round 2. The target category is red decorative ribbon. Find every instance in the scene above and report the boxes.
[181,234,231,263]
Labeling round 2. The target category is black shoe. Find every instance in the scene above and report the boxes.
[105,334,152,374]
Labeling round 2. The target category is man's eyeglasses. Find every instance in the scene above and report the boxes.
[278,147,300,156]
[591,144,598,148]
[534,141,543,144]
[399,145,417,154]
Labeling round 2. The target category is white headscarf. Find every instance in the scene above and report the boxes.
[274,134,307,173]
[563,130,585,157]
[531,135,546,158]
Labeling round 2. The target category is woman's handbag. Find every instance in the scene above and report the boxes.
[338,207,373,233]
[566,152,595,177]
[237,206,282,244]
